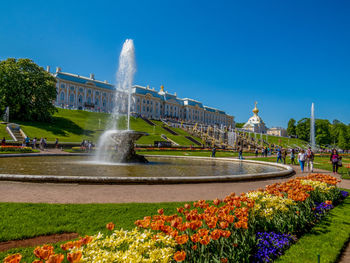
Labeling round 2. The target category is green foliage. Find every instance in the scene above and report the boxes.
[315,119,331,146]
[287,118,296,136]
[235,122,245,128]
[296,118,310,142]
[277,190,350,263]
[0,58,57,122]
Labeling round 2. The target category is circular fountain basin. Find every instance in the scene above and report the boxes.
[0,154,293,184]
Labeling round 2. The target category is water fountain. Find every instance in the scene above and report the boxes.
[310,102,316,150]
[94,39,148,163]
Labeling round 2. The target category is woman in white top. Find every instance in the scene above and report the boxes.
[298,149,307,173]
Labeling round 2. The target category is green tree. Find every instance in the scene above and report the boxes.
[337,128,348,149]
[314,119,331,146]
[0,58,57,121]
[296,118,310,141]
[287,118,296,136]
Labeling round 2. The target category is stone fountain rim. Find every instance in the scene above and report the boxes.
[0,154,294,184]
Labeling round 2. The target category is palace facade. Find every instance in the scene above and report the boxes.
[51,67,235,127]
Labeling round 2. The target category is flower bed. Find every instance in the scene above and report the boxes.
[3,174,348,263]
[0,146,35,153]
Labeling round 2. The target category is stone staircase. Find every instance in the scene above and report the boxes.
[6,123,26,141]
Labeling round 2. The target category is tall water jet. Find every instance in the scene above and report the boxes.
[310,102,316,150]
[94,39,147,163]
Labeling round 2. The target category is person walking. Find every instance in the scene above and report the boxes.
[330,149,340,174]
[25,136,30,147]
[1,137,5,146]
[55,138,59,149]
[306,147,314,172]
[290,149,296,165]
[238,147,243,160]
[276,148,282,163]
[32,137,37,149]
[39,138,44,150]
[255,148,259,157]
[211,147,216,158]
[281,148,287,164]
[298,149,307,173]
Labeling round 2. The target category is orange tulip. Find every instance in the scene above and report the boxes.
[210,229,221,240]
[221,258,228,263]
[157,208,164,215]
[175,234,189,245]
[33,245,54,260]
[199,235,211,245]
[67,251,82,263]
[220,221,229,229]
[60,241,74,251]
[106,222,115,231]
[174,250,186,262]
[80,235,93,245]
[190,233,200,243]
[192,244,197,250]
[184,203,191,210]
[3,253,22,263]
[46,254,64,263]
[213,198,221,206]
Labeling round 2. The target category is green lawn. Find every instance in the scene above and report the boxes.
[0,124,11,140]
[0,202,186,262]
[251,155,350,179]
[1,108,203,146]
[0,192,349,262]
[137,149,240,158]
[277,189,350,263]
[249,133,309,149]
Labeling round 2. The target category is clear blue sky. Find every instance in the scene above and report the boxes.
[1,0,349,127]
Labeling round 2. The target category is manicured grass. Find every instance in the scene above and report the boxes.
[277,189,350,263]
[0,124,11,140]
[251,155,350,179]
[137,150,239,158]
[0,202,186,262]
[6,108,203,146]
[250,133,309,149]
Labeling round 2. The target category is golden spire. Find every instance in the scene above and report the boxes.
[160,85,164,92]
[253,101,259,115]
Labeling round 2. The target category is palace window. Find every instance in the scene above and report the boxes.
[78,95,83,104]
[70,86,75,91]
[88,90,92,95]
[60,92,65,102]
[79,88,84,93]
[69,94,74,104]
[95,99,99,106]
[103,100,106,107]
[61,84,65,89]
[87,97,92,104]
[96,91,99,96]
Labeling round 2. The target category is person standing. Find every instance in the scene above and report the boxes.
[281,148,287,164]
[32,137,37,149]
[55,138,59,149]
[298,149,307,173]
[238,147,243,160]
[39,138,43,150]
[25,136,30,147]
[1,137,5,146]
[290,149,296,165]
[211,147,216,158]
[255,148,259,157]
[276,148,282,163]
[306,147,314,172]
[330,149,340,174]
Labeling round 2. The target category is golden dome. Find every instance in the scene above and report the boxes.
[253,101,259,115]
[160,85,164,92]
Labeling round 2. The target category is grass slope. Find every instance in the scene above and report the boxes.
[249,133,309,149]
[2,108,202,145]
[0,124,11,140]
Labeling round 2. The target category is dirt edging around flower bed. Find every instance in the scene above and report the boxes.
[0,233,79,252]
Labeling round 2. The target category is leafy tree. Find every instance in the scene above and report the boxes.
[287,118,296,136]
[0,58,57,122]
[235,122,245,128]
[315,119,331,146]
[296,118,310,142]
[337,128,348,149]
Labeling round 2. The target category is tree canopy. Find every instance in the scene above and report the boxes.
[287,118,296,136]
[0,58,57,122]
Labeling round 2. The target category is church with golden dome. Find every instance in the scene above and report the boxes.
[243,102,267,133]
